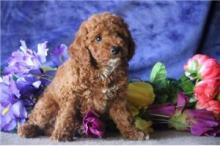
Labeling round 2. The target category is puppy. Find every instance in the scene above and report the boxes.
[18,12,145,141]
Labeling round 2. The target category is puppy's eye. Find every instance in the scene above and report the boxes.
[95,35,102,42]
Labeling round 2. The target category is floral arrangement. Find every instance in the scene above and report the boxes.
[0,41,68,132]
[1,41,220,138]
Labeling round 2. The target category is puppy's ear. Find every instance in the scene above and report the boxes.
[68,22,91,65]
[127,32,135,61]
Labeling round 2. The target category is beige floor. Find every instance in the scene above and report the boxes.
[0,130,219,145]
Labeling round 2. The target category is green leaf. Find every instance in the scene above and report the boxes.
[169,111,188,131]
[154,78,179,104]
[178,75,194,96]
[41,66,57,73]
[150,62,167,84]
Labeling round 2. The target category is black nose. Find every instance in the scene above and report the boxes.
[111,46,120,55]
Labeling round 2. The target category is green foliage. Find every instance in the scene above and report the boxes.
[135,117,153,134]
[178,75,196,107]
[178,75,194,97]
[150,62,179,104]
[150,62,167,84]
[169,111,188,131]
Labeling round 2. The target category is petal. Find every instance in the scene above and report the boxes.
[37,42,48,63]
[11,101,27,119]
[0,108,16,132]
[9,78,20,98]
[89,128,104,138]
[0,83,10,101]
[32,81,41,89]
[191,124,210,136]
[148,104,175,117]
[177,92,189,110]
[199,58,220,80]
[1,118,17,132]
[19,40,28,53]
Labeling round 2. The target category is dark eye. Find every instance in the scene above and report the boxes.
[95,35,102,42]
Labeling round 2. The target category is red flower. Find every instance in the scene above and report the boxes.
[200,58,220,80]
[194,79,219,103]
[184,54,220,80]
[195,79,220,116]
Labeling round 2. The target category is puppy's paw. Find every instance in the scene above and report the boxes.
[17,123,42,138]
[124,130,148,140]
[51,130,74,141]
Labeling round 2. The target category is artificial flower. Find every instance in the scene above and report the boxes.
[16,74,43,108]
[4,41,48,75]
[194,79,219,103]
[0,101,27,132]
[134,117,153,135]
[148,90,220,136]
[127,82,155,108]
[83,111,105,138]
[0,40,68,132]
[185,109,220,136]
[199,58,220,80]
[49,44,68,67]
[148,103,176,117]
[194,79,220,116]
[176,92,189,111]
[0,75,20,102]
[184,54,220,80]
[0,75,27,132]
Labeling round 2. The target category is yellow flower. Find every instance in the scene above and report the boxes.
[135,117,153,135]
[127,82,155,108]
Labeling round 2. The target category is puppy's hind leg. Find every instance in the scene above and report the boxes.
[51,96,78,141]
[18,91,59,138]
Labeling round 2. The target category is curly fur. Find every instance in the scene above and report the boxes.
[17,12,146,141]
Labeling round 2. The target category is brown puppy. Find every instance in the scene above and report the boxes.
[18,12,145,141]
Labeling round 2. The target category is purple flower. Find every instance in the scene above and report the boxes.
[148,91,220,136]
[4,40,48,75]
[177,92,189,111]
[148,103,176,117]
[0,101,27,132]
[83,111,105,138]
[16,75,43,108]
[0,75,20,101]
[1,41,68,132]
[185,109,220,136]
[49,44,68,67]
[0,75,28,132]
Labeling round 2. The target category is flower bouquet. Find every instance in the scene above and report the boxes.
[1,41,220,138]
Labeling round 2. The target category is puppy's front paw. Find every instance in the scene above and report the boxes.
[51,130,74,141]
[125,130,147,140]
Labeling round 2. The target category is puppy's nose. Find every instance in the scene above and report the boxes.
[111,46,120,55]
